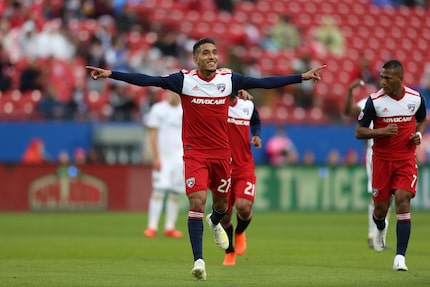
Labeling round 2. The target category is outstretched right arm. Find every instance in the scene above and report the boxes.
[232,65,326,91]
[85,66,184,95]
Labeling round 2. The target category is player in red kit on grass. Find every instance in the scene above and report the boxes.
[355,60,427,271]
[86,38,325,280]
[221,92,262,266]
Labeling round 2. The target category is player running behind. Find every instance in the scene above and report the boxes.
[221,92,262,266]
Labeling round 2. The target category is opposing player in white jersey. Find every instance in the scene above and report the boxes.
[356,60,427,271]
[86,37,325,280]
[144,90,184,239]
[221,93,262,266]
[343,79,389,248]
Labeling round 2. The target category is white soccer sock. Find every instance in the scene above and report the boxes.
[368,202,377,238]
[164,192,180,231]
[147,190,164,230]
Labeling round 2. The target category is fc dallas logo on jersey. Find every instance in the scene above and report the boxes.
[217,83,226,93]
[408,104,416,112]
[186,177,195,188]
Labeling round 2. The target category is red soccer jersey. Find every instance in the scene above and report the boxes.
[180,69,232,159]
[227,98,255,176]
[358,86,425,161]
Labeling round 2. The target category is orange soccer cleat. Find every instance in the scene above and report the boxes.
[143,228,157,238]
[223,252,236,266]
[235,232,247,255]
[163,229,183,238]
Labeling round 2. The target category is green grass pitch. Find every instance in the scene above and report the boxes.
[0,211,429,286]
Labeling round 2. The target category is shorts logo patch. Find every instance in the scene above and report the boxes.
[186,177,195,188]
[372,188,379,197]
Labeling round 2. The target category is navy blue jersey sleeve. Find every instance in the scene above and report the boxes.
[231,72,302,94]
[250,105,261,137]
[415,96,427,121]
[110,71,184,95]
[357,97,375,128]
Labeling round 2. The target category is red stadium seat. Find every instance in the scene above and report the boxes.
[0,100,15,119]
[320,3,334,14]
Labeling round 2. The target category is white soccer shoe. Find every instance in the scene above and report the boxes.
[373,227,387,252]
[206,213,229,250]
[191,259,207,280]
[393,255,408,271]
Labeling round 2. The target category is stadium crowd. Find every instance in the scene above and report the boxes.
[0,0,429,124]
[1,0,430,164]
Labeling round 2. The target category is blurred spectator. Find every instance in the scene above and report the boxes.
[58,150,71,165]
[87,146,104,163]
[81,0,97,18]
[89,0,114,19]
[18,20,40,60]
[42,1,62,19]
[114,2,138,33]
[66,83,88,121]
[128,46,163,75]
[214,0,234,13]
[177,39,196,71]
[153,30,182,57]
[291,52,319,109]
[268,15,301,51]
[265,128,297,166]
[74,147,87,165]
[0,44,13,92]
[300,28,327,59]
[0,19,21,64]
[242,23,262,47]
[343,149,359,166]
[349,54,379,88]
[326,149,341,166]
[86,38,107,68]
[91,15,114,52]
[419,63,430,110]
[60,0,84,25]
[37,19,76,60]
[109,82,136,121]
[19,58,43,92]
[22,138,49,164]
[105,33,130,72]
[312,16,345,56]
[36,85,68,119]
[371,0,428,7]
[85,38,107,93]
[139,87,165,120]
[3,0,27,29]
[260,29,279,51]
[302,150,315,166]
